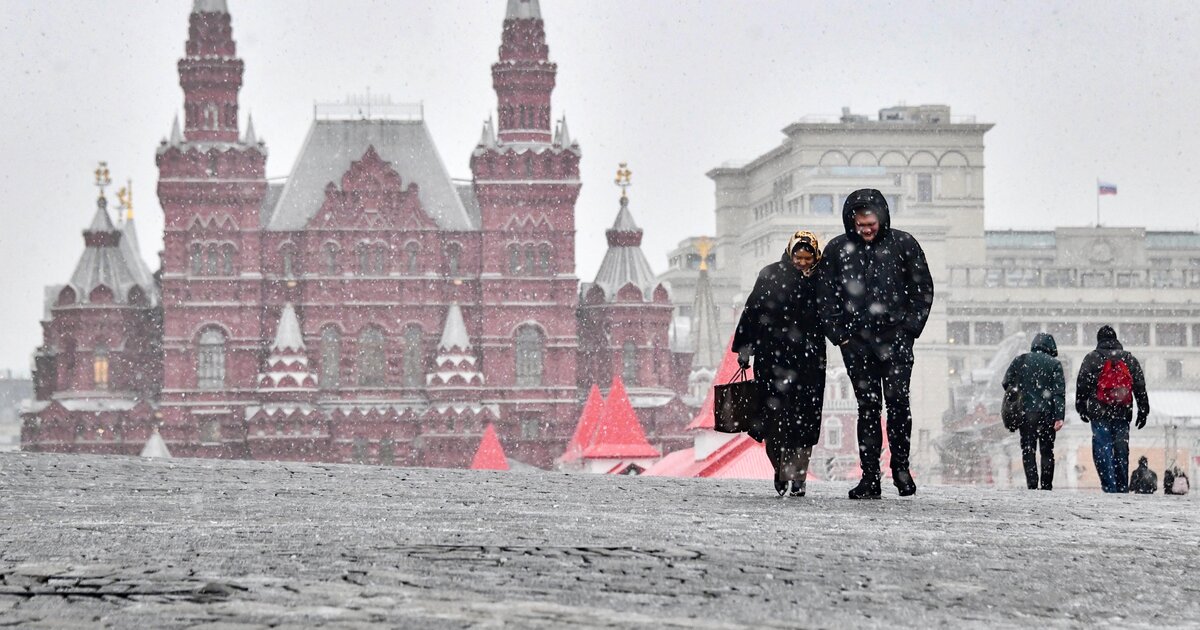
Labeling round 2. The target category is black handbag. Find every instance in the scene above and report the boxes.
[1001,387,1022,432]
[713,368,762,434]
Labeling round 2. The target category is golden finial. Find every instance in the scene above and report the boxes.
[94,161,112,200]
[614,162,632,200]
[116,180,133,221]
[695,237,713,271]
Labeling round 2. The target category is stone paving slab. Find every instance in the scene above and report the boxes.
[0,452,1197,628]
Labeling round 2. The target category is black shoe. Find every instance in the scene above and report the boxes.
[848,476,882,500]
[774,478,789,497]
[789,480,806,497]
[893,469,917,497]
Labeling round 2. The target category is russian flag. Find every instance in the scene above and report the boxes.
[1098,181,1118,196]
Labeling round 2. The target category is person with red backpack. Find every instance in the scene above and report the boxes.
[1075,325,1150,493]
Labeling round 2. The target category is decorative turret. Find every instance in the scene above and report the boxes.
[426,303,485,388]
[180,0,243,143]
[688,237,723,372]
[256,303,317,391]
[493,0,555,144]
[588,164,666,303]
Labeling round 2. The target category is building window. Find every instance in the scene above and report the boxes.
[1046,322,1078,347]
[622,340,638,386]
[378,439,395,466]
[205,243,219,275]
[202,420,221,444]
[280,243,296,278]
[538,243,553,275]
[947,322,970,345]
[189,243,203,275]
[1167,359,1183,380]
[357,326,386,386]
[221,243,236,276]
[508,244,521,275]
[322,242,339,276]
[917,173,933,202]
[197,328,226,389]
[948,357,964,378]
[320,327,340,389]
[974,321,1004,346]
[524,244,537,277]
[1193,324,1200,346]
[1121,323,1150,346]
[825,423,842,448]
[405,242,420,274]
[811,194,834,216]
[403,325,423,387]
[520,414,543,439]
[351,438,367,464]
[355,243,370,276]
[446,242,462,276]
[1156,324,1187,347]
[372,242,389,275]
[886,195,900,215]
[1059,357,1073,386]
[515,325,544,386]
[93,344,109,390]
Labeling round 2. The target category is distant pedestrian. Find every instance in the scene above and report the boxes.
[735,230,832,497]
[1164,465,1190,496]
[1129,456,1158,494]
[1075,325,1150,493]
[1002,333,1065,490]
[820,189,934,499]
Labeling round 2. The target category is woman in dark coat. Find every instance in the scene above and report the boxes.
[733,230,830,497]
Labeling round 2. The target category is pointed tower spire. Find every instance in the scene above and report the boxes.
[437,303,471,353]
[141,429,173,458]
[169,114,182,145]
[180,0,244,142]
[427,303,485,387]
[558,115,573,147]
[493,0,555,143]
[256,303,317,391]
[470,424,510,471]
[689,238,723,371]
[271,303,305,353]
[242,112,257,145]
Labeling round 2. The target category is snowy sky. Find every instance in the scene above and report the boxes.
[2,0,1199,373]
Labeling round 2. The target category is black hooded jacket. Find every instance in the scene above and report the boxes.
[733,254,829,373]
[1075,327,1150,424]
[1002,333,1066,422]
[819,189,935,350]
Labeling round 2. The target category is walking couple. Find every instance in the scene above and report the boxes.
[733,189,935,499]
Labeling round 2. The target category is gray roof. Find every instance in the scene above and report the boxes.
[984,230,1056,249]
[119,218,157,293]
[591,198,660,302]
[260,182,284,226]
[63,203,159,307]
[193,0,228,13]
[266,120,474,232]
[507,0,542,19]
[456,183,481,229]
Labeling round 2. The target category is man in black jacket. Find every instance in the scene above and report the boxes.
[1002,333,1066,490]
[820,189,934,499]
[1076,325,1150,493]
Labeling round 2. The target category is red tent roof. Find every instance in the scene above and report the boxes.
[558,384,604,464]
[581,376,660,459]
[687,334,752,430]
[470,423,510,471]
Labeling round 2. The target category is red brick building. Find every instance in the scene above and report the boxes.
[23,0,694,468]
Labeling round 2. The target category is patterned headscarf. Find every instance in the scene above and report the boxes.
[785,230,822,263]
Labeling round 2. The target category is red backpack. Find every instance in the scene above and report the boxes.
[1096,359,1134,406]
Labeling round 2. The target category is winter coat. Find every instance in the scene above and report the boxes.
[819,189,935,361]
[733,255,829,447]
[1075,334,1149,425]
[1001,333,1066,425]
[1129,461,1158,494]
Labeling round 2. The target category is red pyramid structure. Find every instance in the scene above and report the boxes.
[558,384,604,465]
[470,423,510,471]
[688,334,753,430]
[582,376,660,459]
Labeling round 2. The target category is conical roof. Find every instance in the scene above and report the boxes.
[689,266,723,370]
[271,303,306,353]
[193,0,228,13]
[582,377,660,459]
[140,430,172,458]
[438,303,471,352]
[559,385,604,464]
[591,196,660,302]
[506,0,542,19]
[257,303,317,391]
[470,424,510,471]
[62,198,157,307]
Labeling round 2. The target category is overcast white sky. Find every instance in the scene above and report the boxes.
[2,0,1198,373]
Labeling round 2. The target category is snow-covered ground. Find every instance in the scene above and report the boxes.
[1,452,1196,628]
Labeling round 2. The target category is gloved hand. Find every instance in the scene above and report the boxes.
[1136,415,1147,430]
[737,348,751,370]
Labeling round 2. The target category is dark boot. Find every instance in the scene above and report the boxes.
[893,469,917,497]
[774,477,789,497]
[789,480,806,498]
[848,475,882,500]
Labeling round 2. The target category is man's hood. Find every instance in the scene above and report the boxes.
[1031,332,1058,357]
[1096,325,1124,351]
[841,188,892,240]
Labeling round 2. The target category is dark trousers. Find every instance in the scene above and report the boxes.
[1019,416,1056,489]
[841,343,915,477]
[1091,420,1131,493]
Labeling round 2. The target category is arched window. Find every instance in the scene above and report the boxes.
[403,325,423,387]
[197,328,226,389]
[524,243,536,276]
[446,242,462,276]
[205,243,219,275]
[508,244,521,275]
[322,242,339,276]
[189,243,203,275]
[372,242,389,275]
[357,326,386,386]
[538,243,553,275]
[204,103,219,130]
[622,339,638,386]
[404,242,420,274]
[280,243,296,278]
[320,327,341,389]
[355,243,370,276]
[220,243,236,276]
[93,343,109,390]
[515,325,544,386]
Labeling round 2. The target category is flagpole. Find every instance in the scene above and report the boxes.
[1096,178,1100,227]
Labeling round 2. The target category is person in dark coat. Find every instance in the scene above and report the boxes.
[1002,333,1066,490]
[735,230,830,497]
[1129,456,1158,494]
[1075,325,1150,493]
[819,189,934,499]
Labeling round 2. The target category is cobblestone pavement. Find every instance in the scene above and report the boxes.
[1,453,1197,628]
